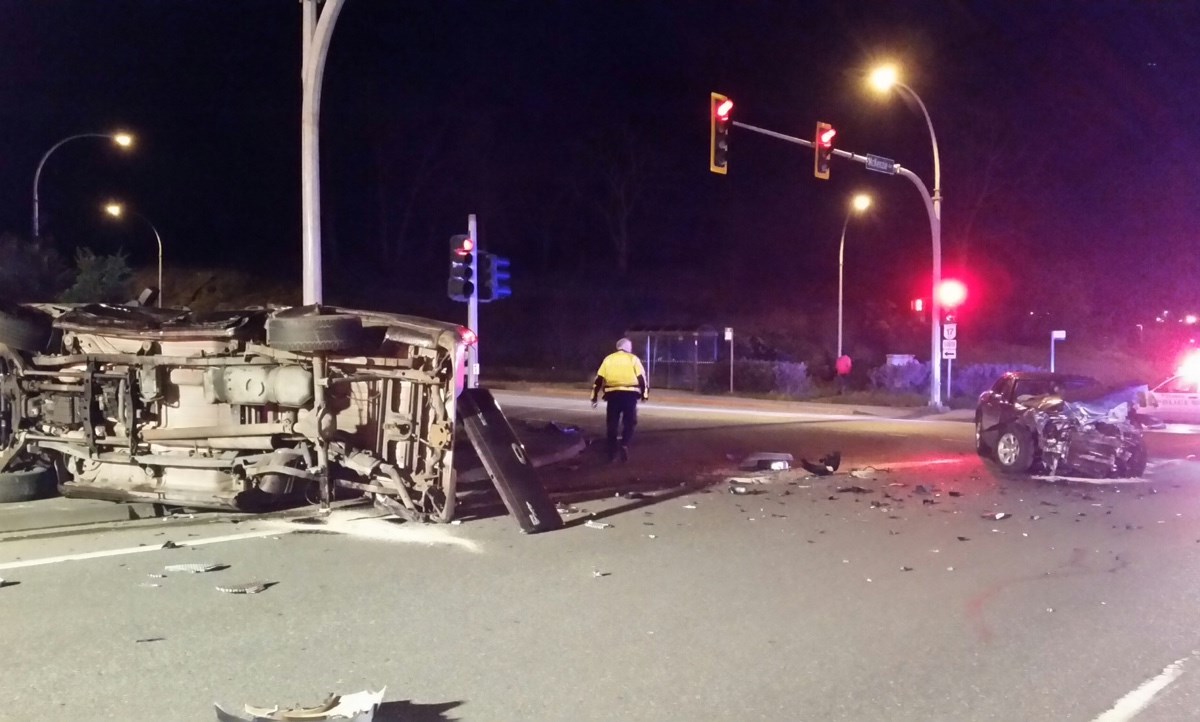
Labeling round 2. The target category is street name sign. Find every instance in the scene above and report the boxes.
[865,154,897,175]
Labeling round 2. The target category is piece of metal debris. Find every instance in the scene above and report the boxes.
[165,563,225,574]
[986,513,1012,520]
[215,688,385,722]
[584,520,613,529]
[592,569,610,578]
[800,451,841,476]
[740,451,794,471]
[215,582,268,595]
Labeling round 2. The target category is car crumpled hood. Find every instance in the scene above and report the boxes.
[1025,382,1149,424]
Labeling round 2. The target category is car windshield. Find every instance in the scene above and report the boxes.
[1013,376,1094,400]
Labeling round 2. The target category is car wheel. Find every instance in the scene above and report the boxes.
[993,425,1035,474]
[974,413,991,457]
[0,307,50,352]
[0,465,56,504]
[1119,442,1148,478]
[266,308,361,353]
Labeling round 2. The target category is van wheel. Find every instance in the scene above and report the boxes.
[0,465,56,503]
[0,308,50,352]
[267,307,361,353]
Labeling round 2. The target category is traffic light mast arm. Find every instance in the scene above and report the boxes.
[730,116,942,407]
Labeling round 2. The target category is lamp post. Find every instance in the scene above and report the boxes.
[837,193,872,358]
[869,64,944,408]
[33,132,133,239]
[104,202,163,307]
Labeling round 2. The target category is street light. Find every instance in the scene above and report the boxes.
[869,63,945,408]
[33,132,134,238]
[836,193,873,358]
[103,202,162,307]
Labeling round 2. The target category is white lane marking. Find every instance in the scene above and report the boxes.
[0,529,286,571]
[1093,651,1196,722]
[266,510,481,552]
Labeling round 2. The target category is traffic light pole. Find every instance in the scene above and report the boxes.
[729,120,944,408]
[467,214,480,388]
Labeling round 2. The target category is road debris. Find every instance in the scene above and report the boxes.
[592,569,610,578]
[957,536,970,542]
[135,637,165,643]
[555,503,582,515]
[914,484,931,495]
[161,541,181,549]
[215,582,269,595]
[948,491,962,497]
[138,583,161,589]
[147,573,167,578]
[835,485,872,494]
[215,688,385,722]
[849,467,878,479]
[683,504,697,509]
[164,563,226,574]
[739,451,793,471]
[800,451,841,476]
[985,513,1012,520]
[901,566,914,572]
[584,520,613,529]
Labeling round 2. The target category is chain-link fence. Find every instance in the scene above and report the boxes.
[624,326,721,391]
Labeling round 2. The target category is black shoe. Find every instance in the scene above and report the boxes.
[619,445,629,462]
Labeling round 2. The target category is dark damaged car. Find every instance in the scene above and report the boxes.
[0,302,476,519]
[976,371,1149,479]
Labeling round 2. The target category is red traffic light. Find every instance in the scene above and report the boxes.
[715,98,733,119]
[936,279,967,308]
[454,237,475,256]
[818,126,836,147]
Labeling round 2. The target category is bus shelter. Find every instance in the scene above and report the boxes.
[624,326,721,392]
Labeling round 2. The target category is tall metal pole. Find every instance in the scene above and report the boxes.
[836,212,852,359]
[467,214,480,388]
[299,0,347,305]
[33,133,122,239]
[895,82,944,409]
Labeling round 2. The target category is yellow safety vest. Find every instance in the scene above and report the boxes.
[595,351,646,393]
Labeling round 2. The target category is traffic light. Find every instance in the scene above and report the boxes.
[814,121,835,179]
[447,234,475,302]
[479,252,512,303]
[710,92,733,174]
[935,279,967,309]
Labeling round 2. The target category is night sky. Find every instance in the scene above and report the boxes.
[2,1,1199,336]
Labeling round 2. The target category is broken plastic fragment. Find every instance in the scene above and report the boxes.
[800,451,841,476]
[215,688,385,722]
[592,569,610,578]
[683,504,697,509]
[165,563,225,574]
[739,451,794,471]
[849,467,877,479]
[985,513,1011,520]
[215,582,268,595]
[584,520,612,529]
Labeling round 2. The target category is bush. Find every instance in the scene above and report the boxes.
[58,248,133,304]
[870,360,931,393]
[701,360,811,398]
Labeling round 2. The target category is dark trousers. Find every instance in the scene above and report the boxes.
[605,391,640,458]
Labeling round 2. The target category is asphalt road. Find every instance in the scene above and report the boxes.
[3,390,1200,721]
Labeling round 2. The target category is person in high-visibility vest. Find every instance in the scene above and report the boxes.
[591,338,648,462]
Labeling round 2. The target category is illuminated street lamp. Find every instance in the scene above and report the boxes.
[836,193,873,358]
[33,132,134,238]
[869,63,945,408]
[103,202,163,307]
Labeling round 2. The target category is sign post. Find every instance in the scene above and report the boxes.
[942,322,958,400]
[724,327,734,393]
[1050,329,1066,372]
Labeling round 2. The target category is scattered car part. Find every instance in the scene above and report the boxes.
[215,688,384,722]
[215,582,268,595]
[457,388,562,533]
[801,451,841,476]
[739,451,793,471]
